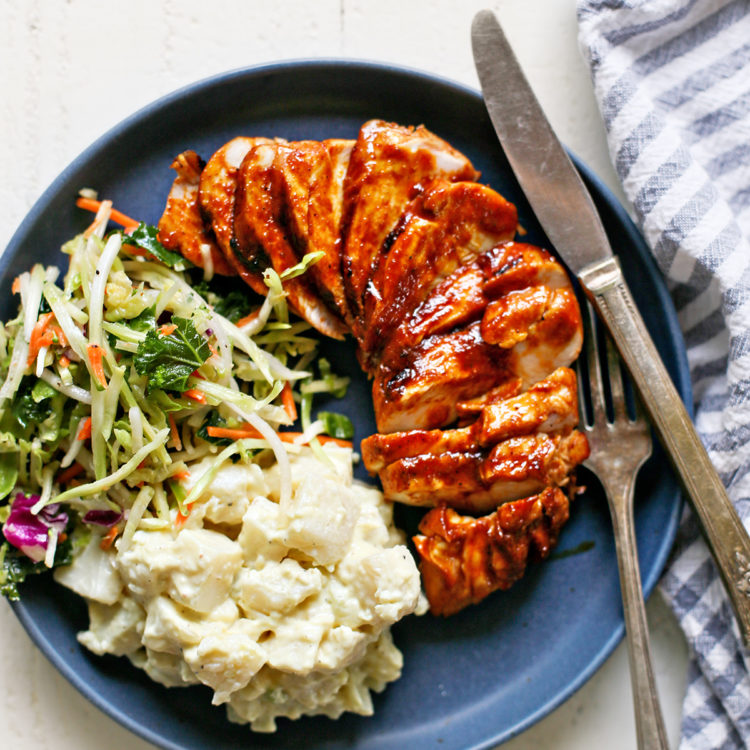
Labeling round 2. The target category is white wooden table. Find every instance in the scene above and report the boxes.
[0,1,689,747]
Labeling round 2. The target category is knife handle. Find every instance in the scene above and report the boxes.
[579,256,750,646]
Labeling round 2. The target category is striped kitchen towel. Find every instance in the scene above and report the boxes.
[577,0,750,747]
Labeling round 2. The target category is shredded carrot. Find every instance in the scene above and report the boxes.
[77,417,92,441]
[27,312,56,367]
[58,354,70,368]
[205,425,352,448]
[281,381,298,422]
[171,469,191,482]
[99,526,119,550]
[175,503,193,527]
[183,388,206,404]
[235,310,260,328]
[120,244,148,257]
[87,344,107,388]
[59,533,68,543]
[76,197,139,233]
[159,323,177,336]
[56,462,85,485]
[190,371,206,380]
[11,277,21,295]
[167,414,182,451]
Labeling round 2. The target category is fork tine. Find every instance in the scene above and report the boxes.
[604,333,628,423]
[583,301,607,420]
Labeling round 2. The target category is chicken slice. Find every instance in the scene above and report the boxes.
[306,139,355,324]
[482,243,572,298]
[362,366,579,474]
[360,180,517,369]
[340,120,479,337]
[373,322,514,433]
[483,287,583,386]
[454,379,524,419]
[157,150,235,279]
[413,487,571,616]
[376,430,588,513]
[361,425,476,474]
[474,367,579,444]
[233,142,348,340]
[198,137,273,294]
[273,140,349,331]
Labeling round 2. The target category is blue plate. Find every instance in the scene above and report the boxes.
[4,61,691,750]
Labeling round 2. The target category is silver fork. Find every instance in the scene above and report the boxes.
[578,302,669,750]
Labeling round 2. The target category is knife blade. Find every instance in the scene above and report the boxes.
[471,7,750,649]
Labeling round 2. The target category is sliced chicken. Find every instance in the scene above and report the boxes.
[484,287,583,387]
[359,180,517,369]
[413,487,571,616]
[198,137,273,294]
[361,424,476,474]
[233,142,348,340]
[375,430,588,513]
[340,120,480,337]
[157,150,235,279]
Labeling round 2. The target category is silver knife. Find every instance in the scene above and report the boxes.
[471,9,750,649]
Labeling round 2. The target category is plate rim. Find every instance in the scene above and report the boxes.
[4,57,691,750]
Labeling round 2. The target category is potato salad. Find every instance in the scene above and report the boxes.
[57,446,422,731]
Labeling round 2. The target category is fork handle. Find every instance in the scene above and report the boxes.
[607,475,670,750]
[580,255,750,646]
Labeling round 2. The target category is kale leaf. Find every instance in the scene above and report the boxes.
[0,535,73,601]
[122,223,193,269]
[197,411,233,446]
[11,377,56,431]
[133,316,210,392]
[317,411,354,440]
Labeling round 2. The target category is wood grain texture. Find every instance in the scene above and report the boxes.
[0,1,684,749]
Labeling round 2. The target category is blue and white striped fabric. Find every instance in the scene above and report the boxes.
[577,1,750,747]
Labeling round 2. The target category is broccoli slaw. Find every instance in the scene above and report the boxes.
[0,194,354,599]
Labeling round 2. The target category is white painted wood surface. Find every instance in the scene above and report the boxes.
[0,1,689,748]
